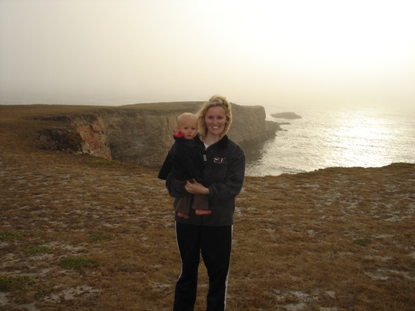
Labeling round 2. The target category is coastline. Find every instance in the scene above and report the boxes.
[248,106,415,176]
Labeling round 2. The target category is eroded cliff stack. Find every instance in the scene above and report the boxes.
[36,102,280,167]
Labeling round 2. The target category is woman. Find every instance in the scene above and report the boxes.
[164,95,246,310]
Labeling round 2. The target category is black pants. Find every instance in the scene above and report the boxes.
[173,222,232,311]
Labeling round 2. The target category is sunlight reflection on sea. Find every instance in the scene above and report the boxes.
[245,106,415,176]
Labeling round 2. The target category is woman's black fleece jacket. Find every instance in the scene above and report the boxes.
[160,134,245,226]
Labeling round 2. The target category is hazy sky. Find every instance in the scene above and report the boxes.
[1,0,414,108]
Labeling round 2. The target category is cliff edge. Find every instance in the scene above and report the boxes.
[33,102,280,167]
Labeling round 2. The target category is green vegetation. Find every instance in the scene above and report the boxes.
[0,230,30,241]
[59,257,97,269]
[24,245,53,254]
[89,232,115,242]
[0,275,31,292]
[355,237,371,246]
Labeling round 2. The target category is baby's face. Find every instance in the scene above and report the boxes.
[178,118,198,140]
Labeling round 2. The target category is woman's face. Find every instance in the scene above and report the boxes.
[205,105,227,137]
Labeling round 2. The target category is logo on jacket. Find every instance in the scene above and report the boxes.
[214,157,226,164]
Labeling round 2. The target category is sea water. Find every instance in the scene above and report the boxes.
[245,105,415,176]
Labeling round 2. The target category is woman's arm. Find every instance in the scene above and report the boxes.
[165,173,187,198]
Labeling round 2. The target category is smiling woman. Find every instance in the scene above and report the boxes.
[161,95,246,310]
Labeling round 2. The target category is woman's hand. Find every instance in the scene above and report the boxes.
[185,179,209,195]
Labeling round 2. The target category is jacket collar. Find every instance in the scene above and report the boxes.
[195,134,228,147]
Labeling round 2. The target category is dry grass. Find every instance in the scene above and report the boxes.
[1,105,414,310]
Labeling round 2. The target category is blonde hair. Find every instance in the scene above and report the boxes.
[197,95,232,139]
[177,112,197,126]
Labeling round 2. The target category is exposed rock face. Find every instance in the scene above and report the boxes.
[228,104,280,143]
[37,102,281,167]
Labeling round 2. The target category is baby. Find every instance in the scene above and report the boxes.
[158,113,210,218]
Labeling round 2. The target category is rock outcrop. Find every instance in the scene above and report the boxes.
[271,112,302,119]
[36,102,281,167]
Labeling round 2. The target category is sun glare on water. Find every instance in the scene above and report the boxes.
[246,107,414,176]
[327,112,397,167]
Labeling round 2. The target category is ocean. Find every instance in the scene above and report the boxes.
[245,105,415,176]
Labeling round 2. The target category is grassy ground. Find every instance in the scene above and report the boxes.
[1,105,414,310]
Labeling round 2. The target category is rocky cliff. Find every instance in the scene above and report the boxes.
[36,102,281,167]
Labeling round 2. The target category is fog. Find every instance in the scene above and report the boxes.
[1,0,414,110]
